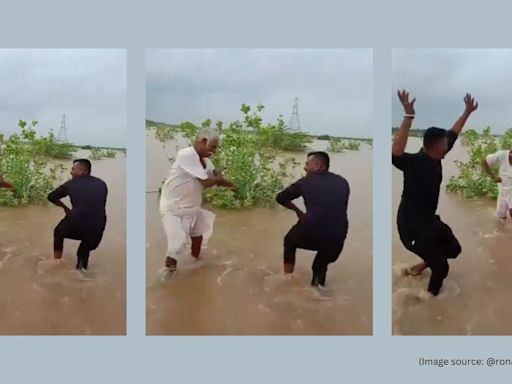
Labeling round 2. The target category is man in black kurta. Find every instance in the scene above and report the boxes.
[48,159,108,271]
[276,151,350,288]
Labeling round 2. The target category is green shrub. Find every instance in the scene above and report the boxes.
[327,137,361,153]
[0,120,66,206]
[446,127,512,200]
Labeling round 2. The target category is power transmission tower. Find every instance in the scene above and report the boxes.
[288,97,301,131]
[57,114,68,143]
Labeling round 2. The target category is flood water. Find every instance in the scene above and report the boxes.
[0,151,126,335]
[146,133,372,335]
[393,138,512,335]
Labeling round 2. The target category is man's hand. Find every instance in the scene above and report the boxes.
[450,93,478,135]
[392,90,415,157]
[464,93,478,115]
[2,182,14,190]
[218,177,237,190]
[0,175,14,190]
[201,176,238,190]
[398,89,416,115]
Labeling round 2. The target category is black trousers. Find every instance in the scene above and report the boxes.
[53,217,104,270]
[397,207,461,295]
[284,222,347,286]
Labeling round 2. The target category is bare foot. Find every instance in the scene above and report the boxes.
[191,236,203,259]
[284,262,295,274]
[54,250,63,263]
[165,256,177,272]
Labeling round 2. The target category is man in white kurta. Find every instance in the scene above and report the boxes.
[159,129,235,271]
[484,149,512,221]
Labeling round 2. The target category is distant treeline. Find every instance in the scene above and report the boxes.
[391,127,425,137]
[316,134,372,143]
[146,120,372,143]
[146,119,179,131]
[78,145,126,151]
[391,126,507,139]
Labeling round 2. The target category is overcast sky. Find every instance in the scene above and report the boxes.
[146,49,372,138]
[393,49,512,134]
[0,49,126,147]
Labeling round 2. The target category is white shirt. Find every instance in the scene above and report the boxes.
[486,150,512,191]
[159,146,215,215]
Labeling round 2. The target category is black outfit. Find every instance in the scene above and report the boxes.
[276,171,350,286]
[48,175,108,270]
[392,130,461,295]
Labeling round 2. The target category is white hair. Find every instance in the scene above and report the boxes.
[195,128,221,143]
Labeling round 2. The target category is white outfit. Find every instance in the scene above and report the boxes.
[159,147,216,262]
[486,150,512,219]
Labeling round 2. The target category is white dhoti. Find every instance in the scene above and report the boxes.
[162,209,215,262]
[496,189,512,219]
[485,151,512,220]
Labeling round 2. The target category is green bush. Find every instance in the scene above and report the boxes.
[33,129,75,159]
[205,138,295,208]
[153,105,302,209]
[179,121,199,141]
[154,125,176,142]
[246,104,312,152]
[88,148,116,160]
[327,137,361,153]
[446,127,512,200]
[89,147,103,160]
[203,105,301,208]
[103,149,117,158]
[153,104,311,209]
[0,120,66,206]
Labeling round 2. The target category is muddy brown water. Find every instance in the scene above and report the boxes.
[146,133,372,335]
[393,138,512,335]
[0,151,126,335]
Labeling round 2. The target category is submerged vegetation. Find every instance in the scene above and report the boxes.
[447,127,512,200]
[0,120,67,206]
[204,104,303,208]
[89,148,118,160]
[0,120,125,206]
[327,137,361,153]
[391,127,425,138]
[150,104,372,209]
[151,105,306,208]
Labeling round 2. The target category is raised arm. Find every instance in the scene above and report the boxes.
[392,90,416,157]
[450,93,478,135]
